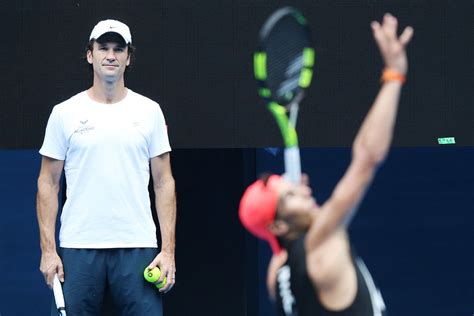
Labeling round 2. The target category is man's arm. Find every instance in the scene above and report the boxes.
[37,156,64,288]
[306,14,413,250]
[148,152,177,293]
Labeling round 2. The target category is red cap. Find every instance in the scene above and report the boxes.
[239,175,283,253]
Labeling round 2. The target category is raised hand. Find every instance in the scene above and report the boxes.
[371,13,414,75]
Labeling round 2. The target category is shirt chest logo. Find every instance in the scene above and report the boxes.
[74,119,95,135]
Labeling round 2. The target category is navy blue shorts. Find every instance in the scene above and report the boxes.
[51,248,163,316]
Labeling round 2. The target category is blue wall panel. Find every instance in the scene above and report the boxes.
[0,150,52,315]
[0,148,472,315]
[0,149,250,316]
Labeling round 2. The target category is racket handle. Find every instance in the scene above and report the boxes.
[284,146,301,184]
[53,274,66,316]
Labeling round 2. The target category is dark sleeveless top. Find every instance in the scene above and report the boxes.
[275,236,387,316]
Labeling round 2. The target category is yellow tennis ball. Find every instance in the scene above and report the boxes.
[144,267,167,289]
[156,276,167,289]
[144,267,161,283]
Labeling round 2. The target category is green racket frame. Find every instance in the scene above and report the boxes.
[253,46,314,148]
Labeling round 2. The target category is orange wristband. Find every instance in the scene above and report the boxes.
[381,68,406,84]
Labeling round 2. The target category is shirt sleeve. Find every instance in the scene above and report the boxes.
[39,107,67,160]
[148,104,171,158]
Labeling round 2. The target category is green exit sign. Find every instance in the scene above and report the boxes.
[438,137,456,145]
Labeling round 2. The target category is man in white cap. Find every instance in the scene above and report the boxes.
[37,19,176,315]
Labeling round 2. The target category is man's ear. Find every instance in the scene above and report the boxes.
[268,220,289,237]
[86,49,93,64]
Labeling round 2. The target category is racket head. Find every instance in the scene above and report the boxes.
[254,7,314,107]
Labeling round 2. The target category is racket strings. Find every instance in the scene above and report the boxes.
[264,15,309,104]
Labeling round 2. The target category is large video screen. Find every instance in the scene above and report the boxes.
[1,1,471,148]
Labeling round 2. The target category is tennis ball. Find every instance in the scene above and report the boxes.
[156,276,167,289]
[144,267,161,283]
[144,267,167,289]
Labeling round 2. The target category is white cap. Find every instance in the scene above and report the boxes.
[89,19,132,44]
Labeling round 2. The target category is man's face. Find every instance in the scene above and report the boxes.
[87,35,130,82]
[274,180,318,235]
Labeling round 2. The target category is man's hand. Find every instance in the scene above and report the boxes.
[147,251,176,293]
[40,251,64,288]
[371,13,414,75]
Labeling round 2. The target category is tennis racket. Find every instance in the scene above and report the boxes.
[254,7,314,184]
[53,274,66,316]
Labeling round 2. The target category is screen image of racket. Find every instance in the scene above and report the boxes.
[53,274,66,316]
[254,7,314,184]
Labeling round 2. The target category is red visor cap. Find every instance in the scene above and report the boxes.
[239,174,283,253]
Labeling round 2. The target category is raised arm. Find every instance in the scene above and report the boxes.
[306,14,413,249]
[37,156,64,288]
[148,152,177,293]
[353,13,413,162]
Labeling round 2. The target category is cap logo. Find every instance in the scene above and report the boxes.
[89,19,132,44]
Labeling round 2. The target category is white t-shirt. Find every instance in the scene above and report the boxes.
[39,89,171,248]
